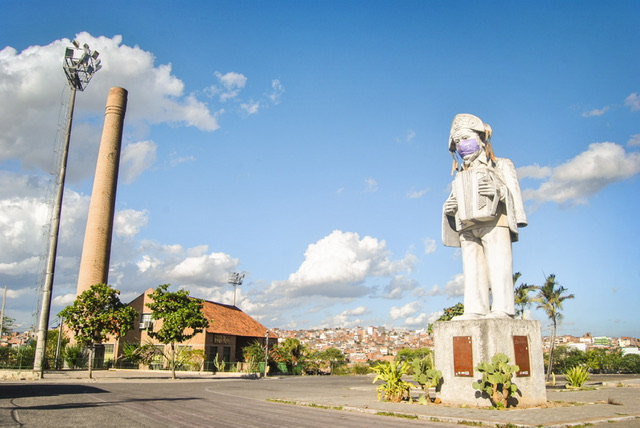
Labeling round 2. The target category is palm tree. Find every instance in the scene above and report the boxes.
[513,272,536,320]
[534,274,574,381]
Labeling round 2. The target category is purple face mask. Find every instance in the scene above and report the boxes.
[457,138,480,157]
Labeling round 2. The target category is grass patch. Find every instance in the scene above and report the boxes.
[266,399,342,411]
[375,411,418,419]
[267,399,296,405]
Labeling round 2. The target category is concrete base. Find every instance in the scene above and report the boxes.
[433,318,546,407]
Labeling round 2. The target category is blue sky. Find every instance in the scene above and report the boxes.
[1,1,639,339]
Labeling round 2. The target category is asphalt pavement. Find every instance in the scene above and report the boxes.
[1,370,639,427]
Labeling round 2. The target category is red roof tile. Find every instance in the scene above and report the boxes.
[202,300,277,338]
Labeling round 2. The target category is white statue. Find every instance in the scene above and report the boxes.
[442,114,527,319]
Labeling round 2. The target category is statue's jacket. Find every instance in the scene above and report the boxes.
[442,156,527,247]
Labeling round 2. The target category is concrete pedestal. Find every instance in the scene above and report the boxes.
[433,318,546,407]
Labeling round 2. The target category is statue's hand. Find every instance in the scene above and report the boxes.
[444,196,457,215]
[478,177,501,199]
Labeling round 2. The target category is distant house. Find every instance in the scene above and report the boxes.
[103,288,277,370]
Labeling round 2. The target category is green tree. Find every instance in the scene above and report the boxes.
[271,337,306,373]
[1,315,16,335]
[396,347,432,362]
[59,284,137,379]
[513,272,536,320]
[427,302,464,334]
[146,284,209,379]
[534,274,574,380]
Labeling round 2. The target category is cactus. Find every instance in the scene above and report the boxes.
[472,353,520,408]
[412,355,443,403]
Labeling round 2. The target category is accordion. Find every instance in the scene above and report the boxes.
[454,166,500,223]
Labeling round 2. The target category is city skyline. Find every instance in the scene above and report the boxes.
[1,1,639,339]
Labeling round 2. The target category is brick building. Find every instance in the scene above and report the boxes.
[108,289,277,369]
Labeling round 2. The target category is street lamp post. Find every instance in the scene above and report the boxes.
[264,330,269,378]
[227,272,245,307]
[33,40,101,376]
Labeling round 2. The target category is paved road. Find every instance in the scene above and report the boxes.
[0,378,460,427]
[1,373,639,427]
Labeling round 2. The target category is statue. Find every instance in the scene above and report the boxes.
[442,114,527,319]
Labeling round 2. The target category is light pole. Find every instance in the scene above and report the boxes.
[33,40,101,376]
[227,272,245,307]
[264,330,269,378]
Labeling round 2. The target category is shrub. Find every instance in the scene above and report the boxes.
[565,366,590,388]
[371,360,413,402]
[63,344,87,369]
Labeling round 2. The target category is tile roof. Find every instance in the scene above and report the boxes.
[202,300,277,338]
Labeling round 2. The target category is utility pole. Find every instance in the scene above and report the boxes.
[0,286,7,336]
[33,40,101,376]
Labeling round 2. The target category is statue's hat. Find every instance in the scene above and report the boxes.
[449,114,491,151]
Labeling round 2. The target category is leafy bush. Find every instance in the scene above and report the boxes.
[472,353,519,409]
[371,360,413,402]
[565,366,590,388]
[63,344,87,369]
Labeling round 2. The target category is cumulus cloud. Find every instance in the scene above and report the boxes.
[168,251,238,286]
[389,301,421,320]
[0,33,220,181]
[428,273,465,298]
[517,164,552,180]
[404,312,428,327]
[114,209,149,238]
[271,230,416,298]
[625,93,640,111]
[383,275,420,299]
[121,140,157,183]
[522,142,640,205]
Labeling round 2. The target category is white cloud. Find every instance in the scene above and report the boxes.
[364,177,378,193]
[625,93,640,111]
[168,251,238,286]
[0,33,219,180]
[383,275,420,299]
[121,140,157,183]
[627,134,640,147]
[517,164,552,180]
[114,209,149,238]
[211,71,248,102]
[390,301,421,320]
[427,310,444,325]
[405,312,428,327]
[268,79,285,104]
[52,293,76,307]
[522,142,640,205]
[423,238,436,255]
[271,230,416,298]
[429,273,464,298]
[241,101,260,115]
[581,106,610,117]
[407,188,429,199]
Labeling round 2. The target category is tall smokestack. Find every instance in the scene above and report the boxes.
[76,87,128,295]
